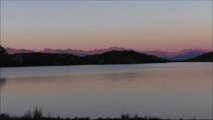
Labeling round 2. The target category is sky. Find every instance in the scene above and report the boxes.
[1,1,212,51]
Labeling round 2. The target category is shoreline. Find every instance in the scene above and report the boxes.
[1,61,212,68]
[0,113,196,120]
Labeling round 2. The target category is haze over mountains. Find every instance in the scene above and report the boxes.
[186,52,213,62]
[5,47,209,60]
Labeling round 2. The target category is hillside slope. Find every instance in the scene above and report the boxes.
[1,49,169,67]
[186,52,213,62]
[84,50,168,64]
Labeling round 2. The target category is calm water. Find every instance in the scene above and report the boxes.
[0,63,212,119]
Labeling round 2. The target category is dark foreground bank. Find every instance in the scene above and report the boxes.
[0,108,197,120]
[0,113,193,120]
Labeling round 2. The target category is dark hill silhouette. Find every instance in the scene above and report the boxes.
[1,47,169,67]
[5,47,209,60]
[0,46,83,67]
[0,46,11,66]
[0,46,7,55]
[84,50,169,64]
[8,53,83,67]
[186,52,213,62]
[2,46,212,67]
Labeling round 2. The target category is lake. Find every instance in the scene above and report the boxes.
[0,63,212,119]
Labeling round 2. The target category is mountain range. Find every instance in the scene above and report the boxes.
[1,46,212,67]
[186,52,213,62]
[1,48,168,67]
[5,47,210,60]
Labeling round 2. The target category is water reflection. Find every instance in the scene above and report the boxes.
[101,72,140,81]
[0,63,212,119]
[0,78,6,89]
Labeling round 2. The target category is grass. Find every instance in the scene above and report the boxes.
[0,108,197,120]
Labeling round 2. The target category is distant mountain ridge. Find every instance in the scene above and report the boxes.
[40,47,128,56]
[142,49,208,60]
[6,47,35,54]
[5,47,210,60]
[186,52,213,62]
[0,49,168,67]
[1,46,212,67]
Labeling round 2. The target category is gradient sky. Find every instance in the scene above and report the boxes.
[1,1,212,51]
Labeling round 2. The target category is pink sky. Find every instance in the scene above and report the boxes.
[1,1,212,51]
